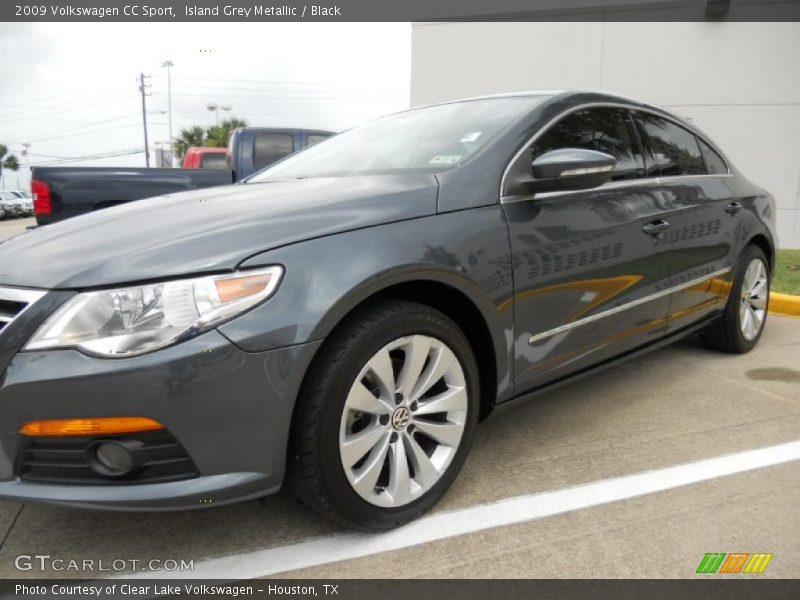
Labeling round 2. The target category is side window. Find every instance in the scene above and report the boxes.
[306,134,330,147]
[531,108,645,181]
[200,153,231,170]
[698,138,728,175]
[253,133,294,170]
[636,114,705,176]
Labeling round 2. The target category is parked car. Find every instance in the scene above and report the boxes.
[30,127,334,225]
[181,147,232,170]
[4,192,33,216]
[0,192,21,218]
[0,91,775,529]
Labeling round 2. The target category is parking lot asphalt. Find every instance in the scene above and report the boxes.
[0,217,35,242]
[0,310,797,579]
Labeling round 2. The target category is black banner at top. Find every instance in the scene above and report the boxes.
[2,0,800,22]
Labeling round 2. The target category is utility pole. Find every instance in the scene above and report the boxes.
[139,72,151,167]
[161,60,174,167]
[21,143,30,190]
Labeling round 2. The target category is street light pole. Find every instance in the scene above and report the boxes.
[162,60,174,167]
[207,103,232,125]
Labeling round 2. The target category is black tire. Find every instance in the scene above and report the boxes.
[700,244,770,353]
[288,299,480,530]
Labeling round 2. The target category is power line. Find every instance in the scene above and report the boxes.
[170,92,399,101]
[0,87,131,113]
[0,92,136,125]
[174,76,338,85]
[9,120,144,145]
[29,148,145,167]
[6,113,141,145]
[26,152,84,159]
[0,88,132,118]
[171,83,403,96]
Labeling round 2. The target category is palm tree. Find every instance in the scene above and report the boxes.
[0,144,20,179]
[172,127,206,163]
[172,118,248,163]
[205,118,247,148]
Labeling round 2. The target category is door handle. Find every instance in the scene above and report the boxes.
[642,219,670,236]
[725,201,743,215]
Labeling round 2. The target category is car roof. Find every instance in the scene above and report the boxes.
[424,89,663,111]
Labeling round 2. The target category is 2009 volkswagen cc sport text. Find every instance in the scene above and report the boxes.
[0,91,776,529]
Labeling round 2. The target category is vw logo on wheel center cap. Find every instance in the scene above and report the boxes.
[391,407,411,430]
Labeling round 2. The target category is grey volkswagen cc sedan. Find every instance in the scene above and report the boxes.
[0,91,775,529]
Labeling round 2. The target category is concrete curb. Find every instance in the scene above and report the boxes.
[770,292,800,317]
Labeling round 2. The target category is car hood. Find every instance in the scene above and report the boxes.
[0,174,439,289]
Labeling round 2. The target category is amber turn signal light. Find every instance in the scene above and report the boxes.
[20,417,165,437]
[215,273,273,304]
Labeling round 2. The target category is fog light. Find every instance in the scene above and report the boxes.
[91,442,135,477]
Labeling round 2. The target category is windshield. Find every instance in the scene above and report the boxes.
[248,96,547,181]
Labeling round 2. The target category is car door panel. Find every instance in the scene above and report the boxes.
[504,183,673,393]
[658,177,738,330]
[633,111,740,332]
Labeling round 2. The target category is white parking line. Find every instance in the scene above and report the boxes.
[132,439,800,579]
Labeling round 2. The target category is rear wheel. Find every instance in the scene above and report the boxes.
[289,300,479,530]
[700,244,770,353]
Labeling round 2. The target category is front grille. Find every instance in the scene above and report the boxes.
[0,286,45,335]
[18,430,199,485]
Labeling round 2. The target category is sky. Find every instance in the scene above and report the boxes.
[0,22,411,190]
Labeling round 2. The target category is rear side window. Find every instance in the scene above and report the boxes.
[636,114,705,176]
[531,108,645,181]
[200,153,230,170]
[698,138,728,174]
[306,134,330,147]
[253,133,294,170]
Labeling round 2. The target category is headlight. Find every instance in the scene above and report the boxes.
[25,266,283,357]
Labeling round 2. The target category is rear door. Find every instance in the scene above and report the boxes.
[503,106,674,393]
[633,111,738,332]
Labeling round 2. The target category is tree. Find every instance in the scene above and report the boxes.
[0,144,20,178]
[172,118,247,162]
[172,126,206,164]
[205,118,247,148]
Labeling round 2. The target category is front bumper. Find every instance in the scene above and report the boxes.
[0,329,322,510]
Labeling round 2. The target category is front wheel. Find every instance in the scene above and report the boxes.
[700,244,770,353]
[289,300,480,530]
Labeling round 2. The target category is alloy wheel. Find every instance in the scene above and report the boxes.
[739,257,769,341]
[338,335,468,508]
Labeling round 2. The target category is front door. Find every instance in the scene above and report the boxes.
[503,107,674,394]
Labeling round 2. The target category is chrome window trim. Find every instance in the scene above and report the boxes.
[0,286,47,325]
[502,172,734,204]
[500,101,732,203]
[527,267,731,345]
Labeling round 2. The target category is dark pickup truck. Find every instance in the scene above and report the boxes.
[31,127,333,225]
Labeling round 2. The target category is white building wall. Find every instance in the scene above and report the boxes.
[411,22,800,248]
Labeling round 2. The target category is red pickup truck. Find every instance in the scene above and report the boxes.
[181,147,231,170]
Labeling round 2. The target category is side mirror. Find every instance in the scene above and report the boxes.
[529,148,616,193]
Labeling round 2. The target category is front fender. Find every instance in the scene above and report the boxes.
[216,207,515,400]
